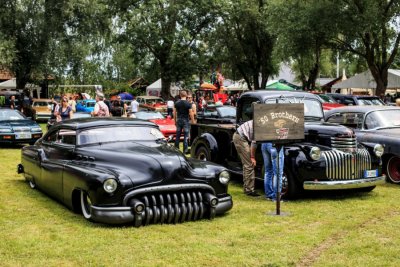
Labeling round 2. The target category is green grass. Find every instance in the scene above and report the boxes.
[1,129,400,266]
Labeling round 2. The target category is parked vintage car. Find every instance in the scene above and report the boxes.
[196,105,236,124]
[130,111,177,139]
[76,99,96,113]
[313,93,345,111]
[325,106,400,183]
[18,117,232,226]
[327,93,385,106]
[190,90,386,198]
[0,108,43,145]
[136,96,167,114]
[32,98,53,121]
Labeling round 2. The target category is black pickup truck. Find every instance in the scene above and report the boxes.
[190,90,386,198]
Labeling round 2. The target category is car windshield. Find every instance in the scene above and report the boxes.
[135,112,164,120]
[33,101,51,107]
[0,109,26,121]
[86,102,96,108]
[217,106,236,117]
[146,98,165,105]
[77,126,165,145]
[319,94,337,103]
[357,98,385,106]
[365,110,400,129]
[264,97,323,119]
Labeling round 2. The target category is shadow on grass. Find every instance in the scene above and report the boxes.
[0,143,26,149]
[229,179,378,202]
[13,178,225,229]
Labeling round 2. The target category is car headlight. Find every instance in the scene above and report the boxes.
[374,144,384,157]
[309,147,321,160]
[31,127,42,132]
[0,128,12,133]
[219,170,230,185]
[103,178,118,193]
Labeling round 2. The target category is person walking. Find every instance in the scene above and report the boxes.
[131,96,139,113]
[261,142,284,201]
[91,92,110,117]
[232,120,260,197]
[167,97,174,118]
[57,96,73,121]
[173,90,195,154]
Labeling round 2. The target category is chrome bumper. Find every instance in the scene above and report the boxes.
[90,194,233,225]
[303,175,386,190]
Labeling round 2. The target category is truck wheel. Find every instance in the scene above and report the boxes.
[387,156,400,183]
[195,145,210,161]
[283,168,302,199]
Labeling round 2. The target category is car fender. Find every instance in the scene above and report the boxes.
[191,133,219,162]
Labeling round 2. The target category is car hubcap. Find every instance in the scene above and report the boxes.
[387,156,400,183]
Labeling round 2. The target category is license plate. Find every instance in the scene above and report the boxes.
[364,169,378,178]
[16,133,32,139]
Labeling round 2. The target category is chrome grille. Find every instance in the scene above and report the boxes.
[331,136,357,153]
[13,127,30,132]
[323,148,371,180]
[125,187,217,227]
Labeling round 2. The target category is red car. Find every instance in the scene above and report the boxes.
[135,96,167,114]
[314,93,345,111]
[130,111,178,139]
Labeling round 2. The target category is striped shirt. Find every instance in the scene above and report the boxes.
[237,120,255,144]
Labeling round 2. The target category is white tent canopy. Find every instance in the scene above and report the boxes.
[332,69,400,90]
[146,78,181,97]
[0,78,39,89]
[226,79,249,91]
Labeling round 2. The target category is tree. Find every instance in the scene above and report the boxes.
[267,0,339,90]
[115,0,218,99]
[210,0,277,90]
[330,0,400,96]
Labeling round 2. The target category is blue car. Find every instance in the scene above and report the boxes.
[76,99,96,113]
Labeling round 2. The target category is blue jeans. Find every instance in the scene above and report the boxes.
[175,118,190,152]
[261,143,284,199]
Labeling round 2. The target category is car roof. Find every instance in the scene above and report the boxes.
[325,105,398,115]
[327,93,380,99]
[33,98,52,102]
[137,96,164,99]
[51,117,157,131]
[240,89,320,101]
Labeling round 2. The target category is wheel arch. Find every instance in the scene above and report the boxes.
[191,133,219,162]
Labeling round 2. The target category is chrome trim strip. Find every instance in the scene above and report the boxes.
[303,176,386,190]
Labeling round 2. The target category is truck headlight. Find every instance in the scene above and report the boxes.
[219,170,230,185]
[103,178,118,193]
[374,144,384,157]
[309,147,321,160]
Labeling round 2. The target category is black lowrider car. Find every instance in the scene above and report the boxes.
[325,106,400,183]
[0,108,43,145]
[190,90,386,198]
[18,117,233,226]
[196,105,236,124]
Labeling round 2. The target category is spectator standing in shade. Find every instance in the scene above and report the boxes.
[10,95,15,109]
[111,96,124,117]
[174,90,195,154]
[187,93,197,121]
[57,96,73,121]
[167,97,174,118]
[232,120,260,197]
[91,92,110,117]
[131,96,139,113]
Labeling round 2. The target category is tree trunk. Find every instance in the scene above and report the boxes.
[369,65,388,97]
[160,66,172,100]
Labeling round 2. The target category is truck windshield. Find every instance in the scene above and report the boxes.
[264,98,323,119]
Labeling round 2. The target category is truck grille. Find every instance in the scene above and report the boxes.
[331,136,357,153]
[123,185,217,227]
[323,148,371,180]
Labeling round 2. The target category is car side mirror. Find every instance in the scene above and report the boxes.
[37,149,47,162]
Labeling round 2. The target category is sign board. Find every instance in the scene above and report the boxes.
[253,103,305,142]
